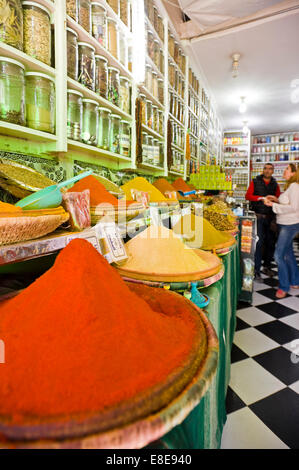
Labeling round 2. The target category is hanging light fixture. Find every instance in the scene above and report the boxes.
[239,96,247,113]
[232,53,240,78]
[242,121,249,134]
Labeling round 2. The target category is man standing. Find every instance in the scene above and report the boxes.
[246,163,281,281]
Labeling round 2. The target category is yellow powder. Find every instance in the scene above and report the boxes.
[121,177,168,202]
[173,214,235,250]
[116,225,221,282]
[0,201,22,213]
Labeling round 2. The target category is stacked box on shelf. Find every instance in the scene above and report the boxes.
[190,165,232,190]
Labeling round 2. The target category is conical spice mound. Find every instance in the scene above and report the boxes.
[0,239,207,440]
[116,225,222,282]
[173,214,236,251]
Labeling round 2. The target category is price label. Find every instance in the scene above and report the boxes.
[95,222,127,264]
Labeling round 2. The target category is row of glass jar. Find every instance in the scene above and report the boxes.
[144,65,164,104]
[142,133,164,167]
[146,27,164,75]
[67,34,131,114]
[0,0,52,66]
[169,90,185,123]
[189,91,200,116]
[252,144,299,153]
[202,88,209,110]
[139,94,164,136]
[171,121,184,150]
[67,89,130,156]
[201,108,209,128]
[168,31,186,74]
[188,68,199,95]
[171,151,184,173]
[144,0,164,43]
[67,0,131,36]
[253,134,299,144]
[168,60,185,99]
[190,136,199,159]
[0,57,55,133]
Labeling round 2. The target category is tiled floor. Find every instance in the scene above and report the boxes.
[221,242,299,449]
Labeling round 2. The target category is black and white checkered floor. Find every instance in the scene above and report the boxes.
[221,242,299,449]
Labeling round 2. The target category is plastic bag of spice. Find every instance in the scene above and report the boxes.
[62,189,91,231]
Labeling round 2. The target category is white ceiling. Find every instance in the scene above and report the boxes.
[187,11,299,134]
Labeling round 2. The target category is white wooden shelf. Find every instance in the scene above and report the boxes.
[0,121,57,142]
[0,42,56,78]
[68,139,132,162]
[169,112,185,129]
[142,124,164,140]
[252,160,299,164]
[139,85,164,110]
[171,143,184,152]
[138,162,164,171]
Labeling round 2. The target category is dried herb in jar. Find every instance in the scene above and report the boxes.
[23,2,51,66]
[0,0,23,50]
[66,0,78,21]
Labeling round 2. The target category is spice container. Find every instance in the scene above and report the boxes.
[157,15,164,42]
[91,2,107,48]
[95,55,108,99]
[169,89,173,115]
[23,1,51,66]
[119,0,128,27]
[168,60,175,88]
[108,66,120,106]
[157,78,164,104]
[119,76,131,114]
[181,53,186,73]
[159,141,164,166]
[147,1,154,24]
[78,42,95,91]
[0,0,23,50]
[120,120,131,157]
[146,100,153,128]
[98,107,111,150]
[159,48,164,75]
[66,0,78,21]
[152,105,158,133]
[153,139,160,166]
[152,71,158,99]
[128,45,133,72]
[67,28,78,80]
[154,40,160,69]
[140,93,146,125]
[145,64,152,93]
[82,98,98,145]
[107,16,119,60]
[174,41,179,64]
[168,32,175,58]
[147,135,154,163]
[78,0,91,33]
[147,30,154,61]
[110,113,121,153]
[0,57,25,125]
[158,109,163,135]
[25,72,55,133]
[153,6,158,32]
[119,30,127,67]
[67,89,83,141]
[142,132,148,162]
[107,0,119,14]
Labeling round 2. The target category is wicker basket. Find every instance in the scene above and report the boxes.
[90,203,145,225]
[0,213,69,245]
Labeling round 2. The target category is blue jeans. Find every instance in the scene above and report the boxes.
[274,223,299,292]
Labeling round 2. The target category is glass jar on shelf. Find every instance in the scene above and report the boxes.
[181,54,186,74]
[119,76,131,114]
[158,109,163,135]
[147,1,154,24]
[120,120,131,157]
[152,105,158,133]
[146,99,153,128]
[153,139,160,166]
[91,2,107,48]
[154,40,160,69]
[0,0,23,50]
[145,64,152,93]
[142,132,148,162]
[128,44,133,72]
[0,57,25,125]
[174,41,179,65]
[78,42,95,91]
[153,6,158,32]
[98,107,111,149]
[168,32,175,58]
[147,30,154,61]
[95,55,108,99]
[147,135,154,163]
[157,15,164,43]
[107,17,119,60]
[25,72,55,133]
[23,1,51,65]
[157,78,164,104]
[66,0,78,20]
[169,89,173,115]
[107,0,119,15]
[152,71,158,99]
[67,89,83,141]
[172,93,177,119]
[168,60,175,88]
[110,113,121,153]
[119,29,127,67]
[67,28,78,81]
[119,0,128,27]
[82,98,98,145]
[78,0,91,33]
[159,141,164,166]
[108,66,120,106]
[139,93,147,125]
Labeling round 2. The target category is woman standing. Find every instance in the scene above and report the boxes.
[264,163,299,298]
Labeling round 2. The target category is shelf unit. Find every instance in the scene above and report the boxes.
[0,0,223,181]
[223,129,251,201]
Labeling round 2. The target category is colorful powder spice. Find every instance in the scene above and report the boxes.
[153,178,179,201]
[172,178,196,199]
[0,239,204,429]
[0,201,22,213]
[121,177,168,202]
[67,175,119,206]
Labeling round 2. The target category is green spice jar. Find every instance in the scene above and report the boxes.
[78,0,91,34]
[25,72,55,133]
[66,0,78,21]
[110,113,121,153]
[95,55,108,99]
[22,1,51,66]
[67,27,78,80]
[0,0,23,50]
[98,107,111,150]
[120,120,130,157]
[119,76,131,115]
[82,98,98,146]
[67,89,83,141]
[91,2,107,48]
[78,42,95,91]
[0,57,25,125]
[108,66,120,106]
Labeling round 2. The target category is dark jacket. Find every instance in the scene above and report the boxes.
[250,175,278,215]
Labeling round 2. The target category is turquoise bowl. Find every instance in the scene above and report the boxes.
[15,185,63,210]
